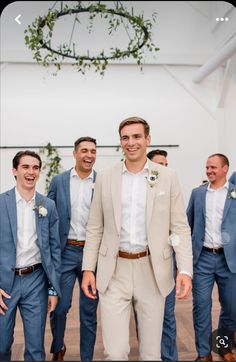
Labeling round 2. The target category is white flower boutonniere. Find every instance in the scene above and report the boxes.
[146,170,159,188]
[33,203,48,217]
[229,189,236,199]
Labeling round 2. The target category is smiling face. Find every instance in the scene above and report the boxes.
[120,123,151,165]
[73,141,96,177]
[12,155,41,192]
[206,155,228,187]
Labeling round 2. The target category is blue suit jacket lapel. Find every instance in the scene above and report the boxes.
[62,170,71,218]
[200,185,207,219]
[222,182,235,222]
[91,169,96,201]
[6,188,17,246]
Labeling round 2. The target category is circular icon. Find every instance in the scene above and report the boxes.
[212,329,234,355]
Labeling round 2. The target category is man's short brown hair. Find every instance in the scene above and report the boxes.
[147,149,168,160]
[119,117,150,137]
[12,150,42,169]
[74,137,97,151]
[208,153,229,167]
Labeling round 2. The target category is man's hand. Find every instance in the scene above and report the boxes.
[176,273,192,300]
[82,271,97,299]
[0,288,11,316]
[48,296,58,313]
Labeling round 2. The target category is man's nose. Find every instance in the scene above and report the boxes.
[127,137,135,146]
[28,167,36,173]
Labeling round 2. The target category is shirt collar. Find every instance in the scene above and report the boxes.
[15,187,36,203]
[71,167,93,180]
[207,181,229,192]
[122,159,149,175]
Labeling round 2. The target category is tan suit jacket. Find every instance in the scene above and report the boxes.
[82,160,193,297]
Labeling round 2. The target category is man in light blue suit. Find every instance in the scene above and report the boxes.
[48,137,98,361]
[0,150,61,361]
[187,153,236,361]
[147,149,178,362]
[218,170,236,352]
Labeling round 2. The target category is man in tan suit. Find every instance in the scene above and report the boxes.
[82,117,193,360]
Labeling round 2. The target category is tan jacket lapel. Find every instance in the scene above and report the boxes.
[146,160,160,229]
[111,162,123,233]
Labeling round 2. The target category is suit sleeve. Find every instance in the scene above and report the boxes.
[48,200,61,296]
[186,190,194,233]
[169,171,193,276]
[82,173,104,271]
[47,176,57,202]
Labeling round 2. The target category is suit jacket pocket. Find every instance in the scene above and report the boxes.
[99,243,108,256]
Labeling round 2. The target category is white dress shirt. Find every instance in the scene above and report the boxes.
[15,188,41,268]
[68,168,94,241]
[204,181,228,249]
[119,162,149,253]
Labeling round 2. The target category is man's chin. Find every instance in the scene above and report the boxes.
[82,166,93,173]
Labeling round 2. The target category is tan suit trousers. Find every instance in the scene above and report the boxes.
[99,255,165,360]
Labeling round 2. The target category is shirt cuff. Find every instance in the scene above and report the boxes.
[179,271,192,279]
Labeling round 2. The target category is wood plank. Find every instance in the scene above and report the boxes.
[11,284,227,360]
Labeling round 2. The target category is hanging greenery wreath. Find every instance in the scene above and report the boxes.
[24,1,159,75]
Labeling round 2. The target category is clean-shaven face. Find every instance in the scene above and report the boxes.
[206,156,228,185]
[120,123,150,163]
[73,141,96,173]
[12,155,40,191]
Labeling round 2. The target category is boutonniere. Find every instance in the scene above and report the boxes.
[228,189,236,199]
[33,202,48,217]
[146,170,159,188]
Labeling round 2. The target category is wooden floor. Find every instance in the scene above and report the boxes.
[12,284,227,361]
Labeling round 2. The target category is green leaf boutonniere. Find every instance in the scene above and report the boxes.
[33,202,48,217]
[146,170,159,188]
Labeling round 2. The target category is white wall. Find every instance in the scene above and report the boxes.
[1,62,226,203]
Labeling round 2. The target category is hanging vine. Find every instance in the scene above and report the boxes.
[40,142,62,193]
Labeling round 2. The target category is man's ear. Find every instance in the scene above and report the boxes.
[223,164,229,175]
[146,135,151,146]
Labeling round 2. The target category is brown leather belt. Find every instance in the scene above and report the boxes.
[202,246,224,254]
[118,249,150,259]
[67,239,85,247]
[15,263,42,276]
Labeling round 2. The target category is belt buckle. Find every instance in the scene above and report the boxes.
[18,267,27,276]
[213,248,217,254]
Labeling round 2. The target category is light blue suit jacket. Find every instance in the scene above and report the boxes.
[47,169,96,250]
[229,172,236,185]
[0,188,61,296]
[187,182,236,273]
